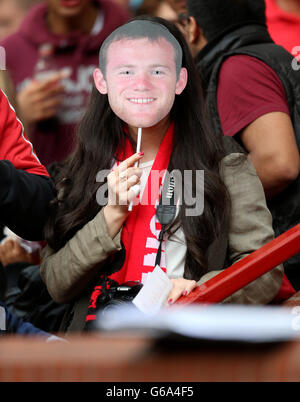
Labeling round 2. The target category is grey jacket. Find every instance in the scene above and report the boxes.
[40,153,283,332]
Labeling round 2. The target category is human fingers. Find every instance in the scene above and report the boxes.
[21,79,61,98]
[118,169,142,191]
[40,96,63,111]
[22,78,64,106]
[114,156,143,201]
[107,166,141,207]
[32,83,65,103]
[112,173,141,205]
[42,83,65,97]
[2,239,14,252]
[33,97,63,120]
[12,241,27,256]
[8,239,33,260]
[123,173,141,189]
[0,245,4,264]
[129,184,141,198]
[116,152,144,173]
[12,243,33,263]
[183,279,198,296]
[118,166,143,198]
[36,71,67,89]
[167,279,197,305]
[118,167,142,180]
[17,82,63,120]
[0,240,19,266]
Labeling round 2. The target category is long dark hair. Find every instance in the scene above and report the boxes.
[45,16,231,281]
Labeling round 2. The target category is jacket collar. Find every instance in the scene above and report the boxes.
[195,24,273,84]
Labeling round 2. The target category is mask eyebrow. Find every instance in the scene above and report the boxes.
[112,64,172,71]
[113,64,136,71]
[149,64,171,71]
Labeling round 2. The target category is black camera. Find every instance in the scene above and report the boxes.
[98,280,143,317]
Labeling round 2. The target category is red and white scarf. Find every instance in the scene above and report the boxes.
[111,122,174,283]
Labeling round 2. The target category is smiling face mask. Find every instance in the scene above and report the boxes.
[93,20,188,129]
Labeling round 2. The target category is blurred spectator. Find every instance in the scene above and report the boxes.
[0,0,129,166]
[113,0,131,11]
[0,257,63,338]
[0,300,60,338]
[0,0,41,42]
[113,0,176,16]
[113,0,129,8]
[136,0,177,21]
[136,0,188,38]
[0,89,54,241]
[185,0,300,291]
[165,0,186,14]
[265,0,300,54]
[0,228,42,266]
[0,70,16,106]
[0,0,40,104]
[0,159,68,334]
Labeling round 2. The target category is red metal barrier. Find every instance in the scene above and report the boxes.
[176,223,300,305]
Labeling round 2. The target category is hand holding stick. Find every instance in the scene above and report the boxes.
[128,127,142,211]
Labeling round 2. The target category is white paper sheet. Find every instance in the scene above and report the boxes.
[132,266,173,315]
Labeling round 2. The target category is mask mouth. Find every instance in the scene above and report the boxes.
[127,98,156,104]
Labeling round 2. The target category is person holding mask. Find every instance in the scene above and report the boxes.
[0,0,129,166]
[40,18,283,333]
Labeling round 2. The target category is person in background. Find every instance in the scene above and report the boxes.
[0,89,54,241]
[183,0,300,291]
[0,86,60,339]
[165,0,186,14]
[265,0,300,55]
[0,159,68,334]
[0,0,41,42]
[135,0,178,22]
[0,259,63,339]
[0,0,41,104]
[153,0,188,37]
[0,0,129,166]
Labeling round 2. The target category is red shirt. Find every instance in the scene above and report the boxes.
[217,55,290,137]
[0,89,48,176]
[265,0,300,55]
[217,55,296,300]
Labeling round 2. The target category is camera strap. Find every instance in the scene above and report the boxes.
[154,174,177,268]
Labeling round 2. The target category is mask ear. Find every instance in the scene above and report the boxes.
[175,67,188,95]
[93,68,107,94]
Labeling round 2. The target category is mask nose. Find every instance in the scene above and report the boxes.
[133,71,151,91]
